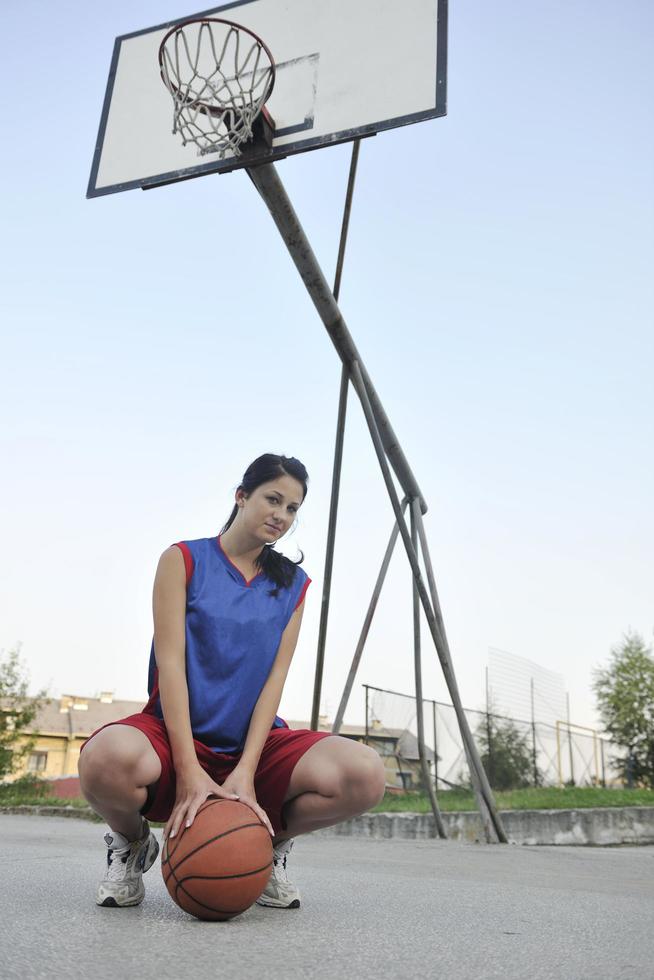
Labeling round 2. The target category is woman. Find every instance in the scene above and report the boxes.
[79,453,386,910]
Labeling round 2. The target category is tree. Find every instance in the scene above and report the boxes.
[593,631,654,789]
[475,711,539,791]
[0,646,47,780]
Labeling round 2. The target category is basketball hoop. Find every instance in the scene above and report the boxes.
[158,18,276,158]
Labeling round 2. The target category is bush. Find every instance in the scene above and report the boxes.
[0,774,52,800]
[0,646,47,780]
[475,712,541,791]
[593,632,654,788]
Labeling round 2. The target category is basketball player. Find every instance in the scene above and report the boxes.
[78,454,385,910]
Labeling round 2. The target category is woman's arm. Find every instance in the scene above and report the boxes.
[152,547,198,773]
[221,600,306,819]
[153,546,238,838]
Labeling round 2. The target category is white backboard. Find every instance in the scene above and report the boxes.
[88,0,447,197]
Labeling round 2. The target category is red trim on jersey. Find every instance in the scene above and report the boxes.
[173,541,194,585]
[294,576,311,611]
[216,534,261,586]
[143,666,160,715]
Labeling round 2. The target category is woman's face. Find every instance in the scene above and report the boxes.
[237,474,305,544]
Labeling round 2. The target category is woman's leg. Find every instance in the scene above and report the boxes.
[78,725,162,841]
[276,735,386,842]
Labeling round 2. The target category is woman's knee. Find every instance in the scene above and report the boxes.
[341,745,386,809]
[78,725,160,797]
[286,736,386,810]
[350,745,386,809]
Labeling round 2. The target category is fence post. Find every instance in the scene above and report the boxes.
[530,677,539,787]
[364,685,369,746]
[566,693,575,786]
[432,699,438,789]
[485,666,494,786]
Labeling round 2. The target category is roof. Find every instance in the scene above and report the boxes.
[286,720,435,762]
[4,695,146,738]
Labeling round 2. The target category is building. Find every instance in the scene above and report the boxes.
[295,718,435,792]
[6,696,434,794]
[4,693,144,786]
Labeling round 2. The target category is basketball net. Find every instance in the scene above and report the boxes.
[159,19,275,158]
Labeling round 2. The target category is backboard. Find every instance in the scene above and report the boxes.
[87,0,447,198]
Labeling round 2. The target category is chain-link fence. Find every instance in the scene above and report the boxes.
[364,684,624,790]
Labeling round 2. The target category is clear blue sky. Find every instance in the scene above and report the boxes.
[1,0,652,731]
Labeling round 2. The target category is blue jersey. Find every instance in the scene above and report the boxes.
[143,535,311,753]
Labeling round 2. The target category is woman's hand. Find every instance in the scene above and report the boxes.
[221,765,274,836]
[164,764,239,841]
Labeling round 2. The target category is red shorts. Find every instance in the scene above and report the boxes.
[80,713,332,835]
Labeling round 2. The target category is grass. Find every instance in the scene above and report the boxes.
[2,778,653,815]
[373,785,654,813]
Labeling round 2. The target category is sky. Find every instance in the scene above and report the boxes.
[1,0,653,734]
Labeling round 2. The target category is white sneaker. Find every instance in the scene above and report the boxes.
[256,838,301,909]
[96,819,160,908]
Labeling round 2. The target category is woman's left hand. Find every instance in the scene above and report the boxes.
[221,766,274,836]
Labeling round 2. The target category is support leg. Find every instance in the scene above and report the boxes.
[350,357,506,843]
[311,140,360,729]
[411,504,447,839]
[332,500,408,734]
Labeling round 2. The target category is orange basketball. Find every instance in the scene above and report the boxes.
[161,798,273,920]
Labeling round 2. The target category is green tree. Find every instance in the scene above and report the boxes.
[593,632,654,788]
[0,646,47,780]
[475,712,539,791]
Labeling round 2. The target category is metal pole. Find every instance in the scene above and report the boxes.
[364,685,370,746]
[411,505,447,838]
[311,364,348,730]
[246,162,427,513]
[311,141,361,730]
[600,738,606,787]
[530,677,538,787]
[566,693,575,786]
[410,499,507,843]
[485,667,493,788]
[332,500,408,734]
[556,721,563,787]
[348,356,505,842]
[432,700,439,789]
[332,140,361,302]
[246,159,504,836]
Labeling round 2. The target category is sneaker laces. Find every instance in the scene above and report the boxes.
[105,841,132,882]
[272,838,294,883]
[103,824,146,882]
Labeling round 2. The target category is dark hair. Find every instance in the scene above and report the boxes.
[221,454,308,595]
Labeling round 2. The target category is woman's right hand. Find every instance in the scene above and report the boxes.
[164,764,240,842]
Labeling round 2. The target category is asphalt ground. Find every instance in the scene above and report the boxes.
[1,815,653,980]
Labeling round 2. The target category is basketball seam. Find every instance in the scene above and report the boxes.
[173,877,252,918]
[162,798,261,867]
[163,797,224,863]
[174,861,273,884]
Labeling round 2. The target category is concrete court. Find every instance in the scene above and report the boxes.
[1,816,653,980]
